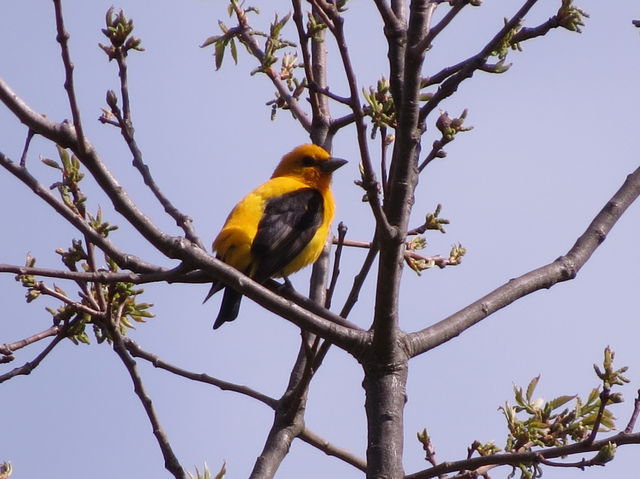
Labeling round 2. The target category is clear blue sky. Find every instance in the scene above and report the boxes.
[1,1,639,478]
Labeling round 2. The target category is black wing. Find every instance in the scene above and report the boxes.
[251,188,323,282]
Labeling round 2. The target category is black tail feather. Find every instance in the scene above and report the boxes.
[202,281,225,304]
[213,287,243,329]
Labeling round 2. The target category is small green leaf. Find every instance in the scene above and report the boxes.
[229,38,238,64]
[526,375,540,402]
[215,40,226,70]
[201,35,222,48]
[41,157,61,169]
[548,395,576,411]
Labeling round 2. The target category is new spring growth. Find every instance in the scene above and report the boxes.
[407,204,450,235]
[594,346,630,390]
[436,109,473,142]
[257,12,296,73]
[416,428,433,458]
[557,0,589,33]
[593,442,617,465]
[43,147,86,218]
[468,440,501,457]
[56,239,88,270]
[15,253,38,302]
[426,204,449,233]
[363,77,395,137]
[201,0,260,70]
[491,19,523,59]
[307,11,327,39]
[99,7,144,60]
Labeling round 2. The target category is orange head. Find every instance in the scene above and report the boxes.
[271,144,347,189]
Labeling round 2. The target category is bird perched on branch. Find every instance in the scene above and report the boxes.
[204,144,347,329]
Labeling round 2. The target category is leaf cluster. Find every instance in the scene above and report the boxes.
[497,347,629,478]
[363,77,396,137]
[16,149,153,345]
[99,7,144,60]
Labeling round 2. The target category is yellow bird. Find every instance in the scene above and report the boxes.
[204,144,347,329]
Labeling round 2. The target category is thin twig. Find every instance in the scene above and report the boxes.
[585,387,610,444]
[380,127,390,196]
[308,0,336,31]
[0,263,176,284]
[415,0,467,53]
[52,0,86,152]
[624,389,640,433]
[0,76,190,265]
[418,133,449,172]
[0,334,65,384]
[123,337,278,408]
[84,238,107,310]
[107,58,204,249]
[328,113,356,134]
[511,13,572,44]
[270,279,363,330]
[536,453,601,469]
[292,0,320,121]
[114,47,131,124]
[332,237,455,269]
[111,330,186,479]
[0,325,62,359]
[0,151,160,273]
[19,129,34,166]
[420,6,575,90]
[311,84,352,106]
[325,223,347,309]
[34,282,102,317]
[419,0,540,123]
[321,6,395,239]
[340,236,379,319]
[228,2,312,131]
[421,58,469,88]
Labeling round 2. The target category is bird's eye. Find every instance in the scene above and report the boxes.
[301,156,316,167]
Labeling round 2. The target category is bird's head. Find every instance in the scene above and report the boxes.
[272,144,347,187]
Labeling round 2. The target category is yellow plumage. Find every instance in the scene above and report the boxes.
[205,144,347,329]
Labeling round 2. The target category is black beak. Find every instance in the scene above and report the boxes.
[320,157,348,173]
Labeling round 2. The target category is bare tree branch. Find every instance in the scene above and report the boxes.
[0,326,62,362]
[111,329,186,479]
[52,0,87,152]
[19,129,34,166]
[33,282,102,316]
[325,223,347,309]
[0,77,186,262]
[419,0,540,123]
[624,389,640,434]
[407,164,640,357]
[106,97,204,249]
[0,150,161,273]
[123,337,278,408]
[340,239,379,319]
[299,427,367,472]
[416,0,470,53]
[0,263,181,284]
[0,333,65,383]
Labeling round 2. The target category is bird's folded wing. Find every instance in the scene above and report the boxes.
[251,187,324,282]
